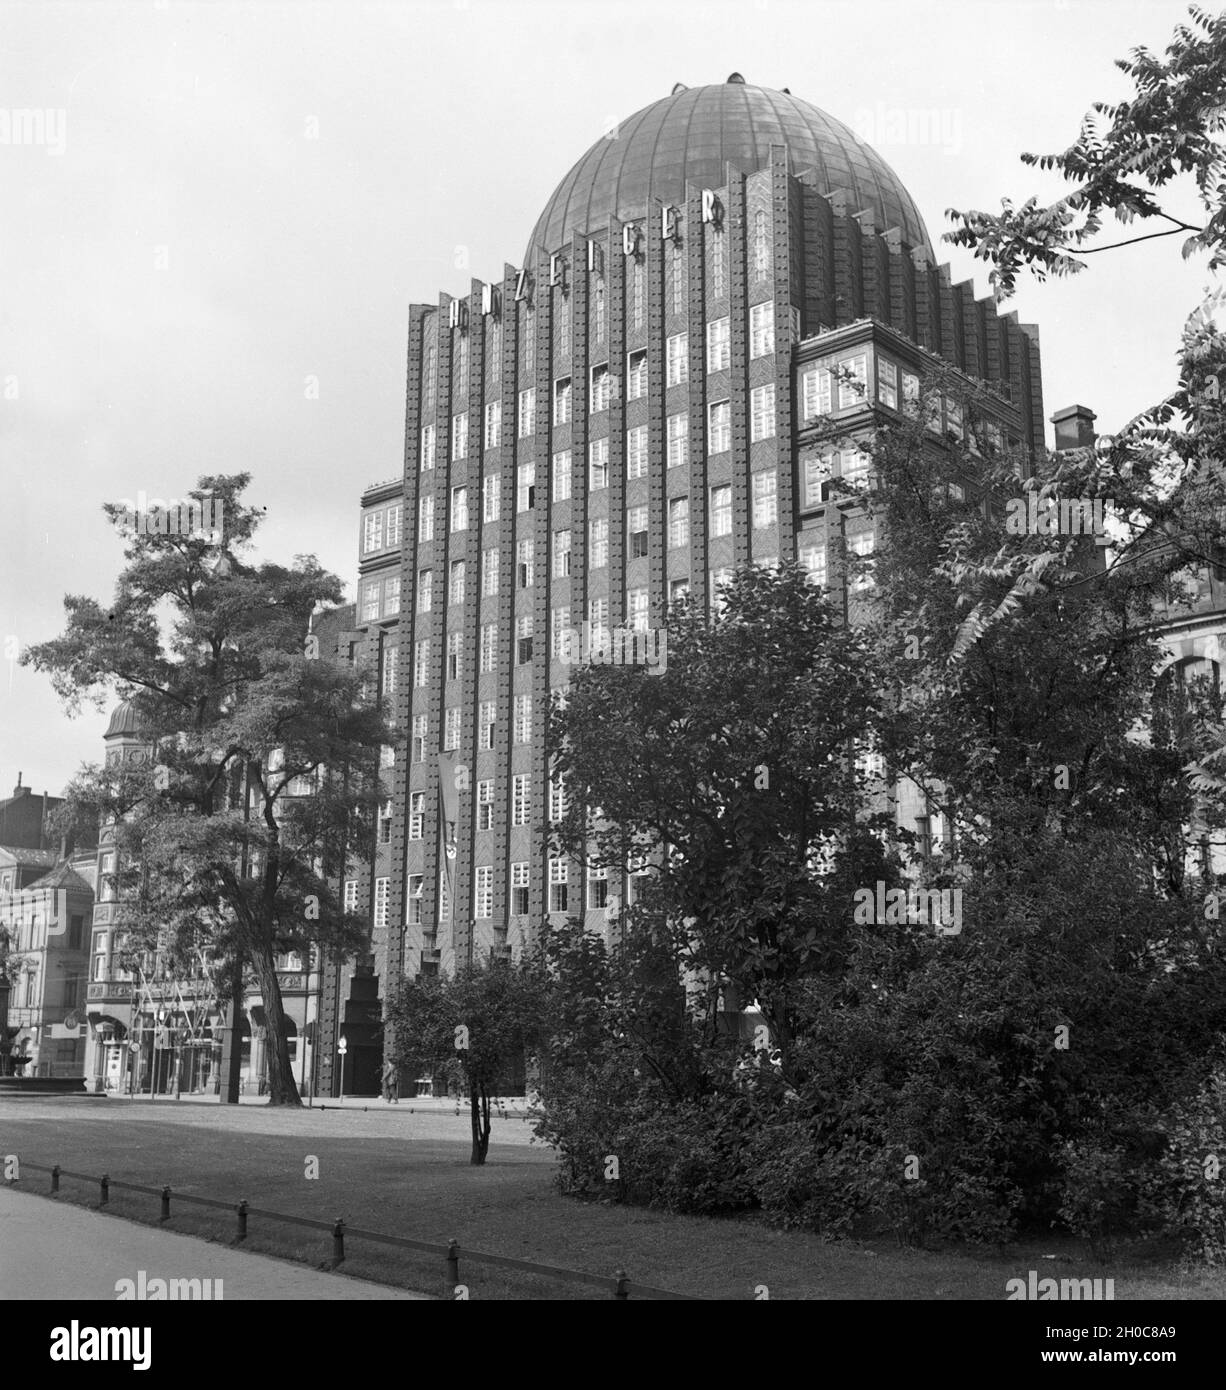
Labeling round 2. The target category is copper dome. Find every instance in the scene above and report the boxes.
[526,79,933,264]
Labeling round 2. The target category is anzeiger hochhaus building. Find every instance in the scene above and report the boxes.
[342,76,1046,1069]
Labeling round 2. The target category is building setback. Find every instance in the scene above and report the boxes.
[349,75,1045,1041]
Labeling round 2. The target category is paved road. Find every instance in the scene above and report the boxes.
[0,1187,430,1300]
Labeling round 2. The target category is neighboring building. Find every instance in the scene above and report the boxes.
[0,773,97,853]
[360,75,1046,1035]
[0,847,94,1078]
[83,697,330,1097]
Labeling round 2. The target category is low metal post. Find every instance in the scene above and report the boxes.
[236,1199,248,1240]
[160,1185,171,1221]
[445,1239,459,1296]
[613,1269,629,1300]
[51,1165,60,1193]
[332,1218,345,1266]
[100,1174,109,1206]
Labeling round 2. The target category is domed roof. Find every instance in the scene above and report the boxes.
[526,78,933,264]
[104,700,146,739]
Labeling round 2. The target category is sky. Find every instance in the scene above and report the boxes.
[0,0,1219,798]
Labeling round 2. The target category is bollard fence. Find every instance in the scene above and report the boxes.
[13,1161,702,1299]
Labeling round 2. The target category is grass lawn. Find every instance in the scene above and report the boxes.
[1,1096,1221,1301]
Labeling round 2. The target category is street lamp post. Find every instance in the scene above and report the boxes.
[337,1035,347,1106]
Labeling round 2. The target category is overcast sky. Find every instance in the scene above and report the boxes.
[0,0,1217,799]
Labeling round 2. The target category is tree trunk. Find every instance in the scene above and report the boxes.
[252,942,301,1107]
[469,1078,491,1164]
[223,965,243,1105]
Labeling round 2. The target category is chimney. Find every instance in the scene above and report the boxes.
[12,772,28,798]
[1051,404,1097,452]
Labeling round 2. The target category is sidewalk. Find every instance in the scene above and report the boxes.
[103,1091,536,1114]
[0,1186,430,1300]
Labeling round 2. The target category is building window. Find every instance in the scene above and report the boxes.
[548,858,568,912]
[438,868,450,923]
[379,743,395,769]
[383,576,401,616]
[386,504,402,547]
[622,426,647,481]
[803,453,831,507]
[514,692,532,743]
[668,495,689,549]
[517,538,535,588]
[476,780,494,831]
[710,484,732,537]
[589,517,608,568]
[752,207,770,280]
[420,426,436,472]
[627,587,648,632]
[511,862,530,915]
[512,774,530,826]
[482,548,499,596]
[628,506,648,559]
[801,542,827,587]
[589,437,609,490]
[837,354,868,409]
[553,529,572,577]
[667,412,689,469]
[417,569,432,613]
[588,597,609,653]
[452,412,468,461]
[666,332,689,386]
[382,646,398,696]
[451,486,468,532]
[670,240,686,315]
[554,377,571,425]
[750,300,774,359]
[845,530,875,594]
[587,865,609,910]
[711,224,727,298]
[450,559,466,606]
[414,639,431,687]
[378,799,393,844]
[627,349,647,401]
[903,371,921,412]
[480,623,497,673]
[552,450,572,501]
[516,614,534,664]
[518,387,536,438]
[840,449,869,488]
[479,700,496,750]
[709,566,734,614]
[444,705,462,751]
[877,357,898,410]
[407,875,423,926]
[473,865,493,919]
[456,332,470,394]
[590,363,611,413]
[708,400,731,455]
[632,258,645,330]
[341,881,358,914]
[484,400,502,450]
[594,274,606,341]
[418,494,434,542]
[361,581,380,623]
[752,470,777,528]
[447,631,462,682]
[751,384,776,441]
[412,714,428,763]
[517,462,536,512]
[802,366,832,420]
[670,577,690,606]
[551,605,571,658]
[706,317,730,373]
[483,473,500,523]
[549,775,567,823]
[374,877,389,931]
[409,791,425,840]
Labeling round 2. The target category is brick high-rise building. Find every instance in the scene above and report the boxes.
[360,76,1045,1033]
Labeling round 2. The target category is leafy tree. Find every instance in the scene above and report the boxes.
[549,564,901,1069]
[385,959,547,1164]
[23,474,384,1105]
